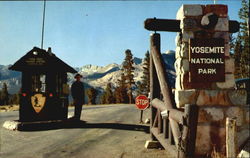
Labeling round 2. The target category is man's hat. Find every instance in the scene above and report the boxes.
[74,73,83,78]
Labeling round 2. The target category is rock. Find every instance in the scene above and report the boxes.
[180,18,199,30]
[176,5,203,20]
[225,107,244,126]
[175,32,182,46]
[215,74,235,89]
[174,90,247,107]
[245,108,250,123]
[201,13,219,29]
[204,5,228,17]
[182,31,194,42]
[175,89,197,108]
[196,90,232,106]
[237,128,250,148]
[225,58,235,73]
[144,118,150,124]
[204,107,224,121]
[175,42,189,58]
[195,125,212,155]
[175,46,181,59]
[3,120,19,130]
[224,44,230,56]
[174,58,189,74]
[228,90,247,106]
[181,42,189,58]
[175,74,183,90]
[214,17,229,32]
[196,125,226,156]
[238,139,250,158]
[213,32,230,43]
[201,13,213,26]
[144,140,161,149]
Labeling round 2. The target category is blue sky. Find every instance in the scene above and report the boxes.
[0,0,242,67]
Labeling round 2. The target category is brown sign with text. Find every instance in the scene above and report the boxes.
[189,38,225,82]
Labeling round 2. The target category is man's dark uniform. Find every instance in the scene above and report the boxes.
[71,79,84,120]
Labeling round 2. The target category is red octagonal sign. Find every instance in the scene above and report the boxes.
[135,95,149,110]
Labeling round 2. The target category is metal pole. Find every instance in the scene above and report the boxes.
[140,110,143,123]
[41,0,46,49]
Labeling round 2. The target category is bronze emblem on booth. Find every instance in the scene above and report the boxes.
[31,94,46,113]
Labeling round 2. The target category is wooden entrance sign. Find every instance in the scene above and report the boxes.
[189,38,225,82]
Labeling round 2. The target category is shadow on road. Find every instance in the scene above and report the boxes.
[17,120,150,134]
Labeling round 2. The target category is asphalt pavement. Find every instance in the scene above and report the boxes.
[0,104,173,158]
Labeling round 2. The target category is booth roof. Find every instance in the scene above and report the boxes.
[9,47,77,73]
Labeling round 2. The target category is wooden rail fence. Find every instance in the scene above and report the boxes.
[149,33,199,158]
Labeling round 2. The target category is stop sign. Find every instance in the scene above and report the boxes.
[135,95,149,110]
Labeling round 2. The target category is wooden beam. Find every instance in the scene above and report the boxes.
[163,119,169,139]
[153,111,159,128]
[184,104,199,158]
[144,18,240,33]
[229,20,240,33]
[170,118,181,149]
[226,117,237,158]
[151,127,177,157]
[145,18,181,32]
[151,98,168,111]
[150,33,176,110]
[150,44,160,141]
[169,123,175,145]
[158,109,163,134]
[151,98,185,123]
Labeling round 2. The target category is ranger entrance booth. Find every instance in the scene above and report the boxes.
[9,47,77,122]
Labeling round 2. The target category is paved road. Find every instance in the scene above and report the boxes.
[0,104,172,158]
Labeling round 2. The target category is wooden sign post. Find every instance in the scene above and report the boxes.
[135,95,149,123]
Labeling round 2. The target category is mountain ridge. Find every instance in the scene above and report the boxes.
[0,53,176,94]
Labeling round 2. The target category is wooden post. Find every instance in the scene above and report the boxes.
[169,122,175,145]
[153,111,159,128]
[150,33,175,110]
[163,119,169,138]
[177,104,198,158]
[226,117,237,158]
[151,98,185,123]
[140,110,143,123]
[150,34,161,141]
[170,118,181,148]
[157,109,163,134]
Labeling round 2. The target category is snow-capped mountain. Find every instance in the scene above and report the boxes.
[0,51,176,94]
[0,65,21,94]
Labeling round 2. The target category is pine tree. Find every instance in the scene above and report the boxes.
[234,0,249,78]
[101,83,114,104]
[122,49,135,103]
[0,90,3,105]
[114,73,129,103]
[0,83,9,105]
[137,51,150,96]
[114,86,129,104]
[233,35,243,78]
[9,93,20,105]
[100,93,106,104]
[86,87,98,105]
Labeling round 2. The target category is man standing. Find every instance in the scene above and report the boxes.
[71,74,84,121]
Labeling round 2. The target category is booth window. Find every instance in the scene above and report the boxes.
[31,74,46,93]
